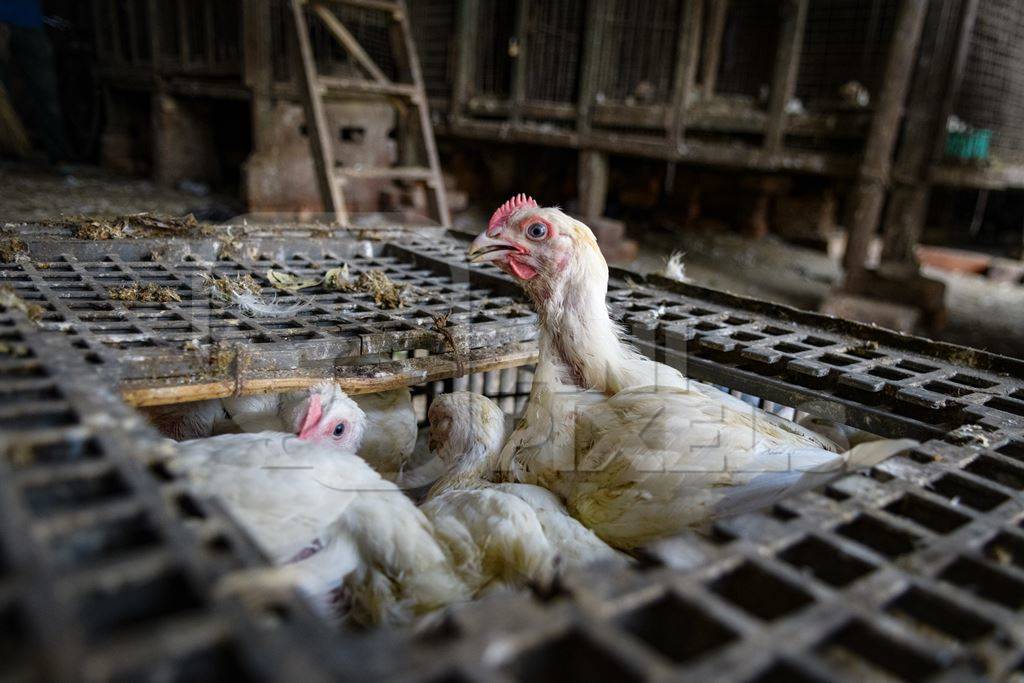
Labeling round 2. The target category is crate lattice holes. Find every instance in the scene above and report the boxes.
[1,225,1024,681]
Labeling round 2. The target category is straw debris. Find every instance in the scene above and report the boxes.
[0,284,44,322]
[108,283,182,303]
[62,213,200,240]
[201,273,263,300]
[0,236,28,262]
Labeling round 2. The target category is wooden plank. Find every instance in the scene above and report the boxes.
[290,0,347,221]
[311,2,391,84]
[764,0,808,152]
[336,166,434,180]
[592,103,668,130]
[121,342,539,407]
[337,0,402,14]
[319,76,417,98]
[670,0,705,147]
[440,116,859,177]
[701,0,730,99]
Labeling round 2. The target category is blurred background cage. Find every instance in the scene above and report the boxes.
[59,0,1024,273]
[950,0,1024,167]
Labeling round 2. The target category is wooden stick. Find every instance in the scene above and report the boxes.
[121,343,539,407]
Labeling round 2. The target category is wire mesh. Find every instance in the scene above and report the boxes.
[594,0,683,105]
[473,0,518,99]
[407,0,457,99]
[713,0,781,100]
[523,0,587,104]
[310,2,401,82]
[796,0,899,110]
[954,0,1024,165]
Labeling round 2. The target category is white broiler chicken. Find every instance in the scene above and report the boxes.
[468,195,917,549]
[168,384,468,626]
[149,385,419,478]
[422,392,627,593]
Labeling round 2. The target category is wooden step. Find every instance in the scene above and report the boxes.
[335,166,436,181]
[318,77,419,99]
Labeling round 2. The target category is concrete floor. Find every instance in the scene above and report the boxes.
[2,163,1021,359]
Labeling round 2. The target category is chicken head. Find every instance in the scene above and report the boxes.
[427,392,507,475]
[467,194,603,294]
[285,382,367,452]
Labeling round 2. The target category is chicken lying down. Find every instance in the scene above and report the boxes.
[469,196,918,549]
[148,385,418,479]
[422,392,628,593]
[168,384,468,626]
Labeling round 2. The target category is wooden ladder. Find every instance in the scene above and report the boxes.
[289,0,450,226]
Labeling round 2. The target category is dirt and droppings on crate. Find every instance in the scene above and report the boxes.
[107,283,182,304]
[0,284,43,322]
[0,236,28,262]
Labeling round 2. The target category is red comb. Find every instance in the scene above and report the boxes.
[488,193,538,233]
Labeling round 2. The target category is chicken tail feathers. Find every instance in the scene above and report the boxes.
[713,438,917,521]
[841,438,918,470]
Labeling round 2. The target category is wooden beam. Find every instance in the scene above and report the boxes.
[576,0,608,135]
[670,0,704,147]
[243,0,274,153]
[121,342,539,407]
[764,0,808,152]
[510,0,531,123]
[311,2,391,83]
[578,149,610,219]
[842,0,929,275]
[880,0,980,269]
[289,0,347,221]
[451,0,477,118]
[701,0,730,99]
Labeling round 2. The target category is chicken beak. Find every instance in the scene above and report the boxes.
[468,233,516,263]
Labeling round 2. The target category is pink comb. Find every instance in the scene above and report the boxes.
[298,394,323,440]
[488,193,538,234]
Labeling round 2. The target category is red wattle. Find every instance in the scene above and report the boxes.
[508,256,538,280]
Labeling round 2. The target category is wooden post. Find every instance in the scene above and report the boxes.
[701,0,730,99]
[841,0,929,276]
[670,0,704,147]
[880,0,979,270]
[243,0,274,154]
[510,0,531,123]
[764,0,808,153]
[578,149,609,219]
[576,0,607,136]
[451,0,478,121]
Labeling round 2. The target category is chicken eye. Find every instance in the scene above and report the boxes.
[333,422,346,437]
[525,222,548,240]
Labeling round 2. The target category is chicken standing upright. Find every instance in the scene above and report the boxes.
[422,392,626,593]
[168,383,468,626]
[468,196,917,548]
